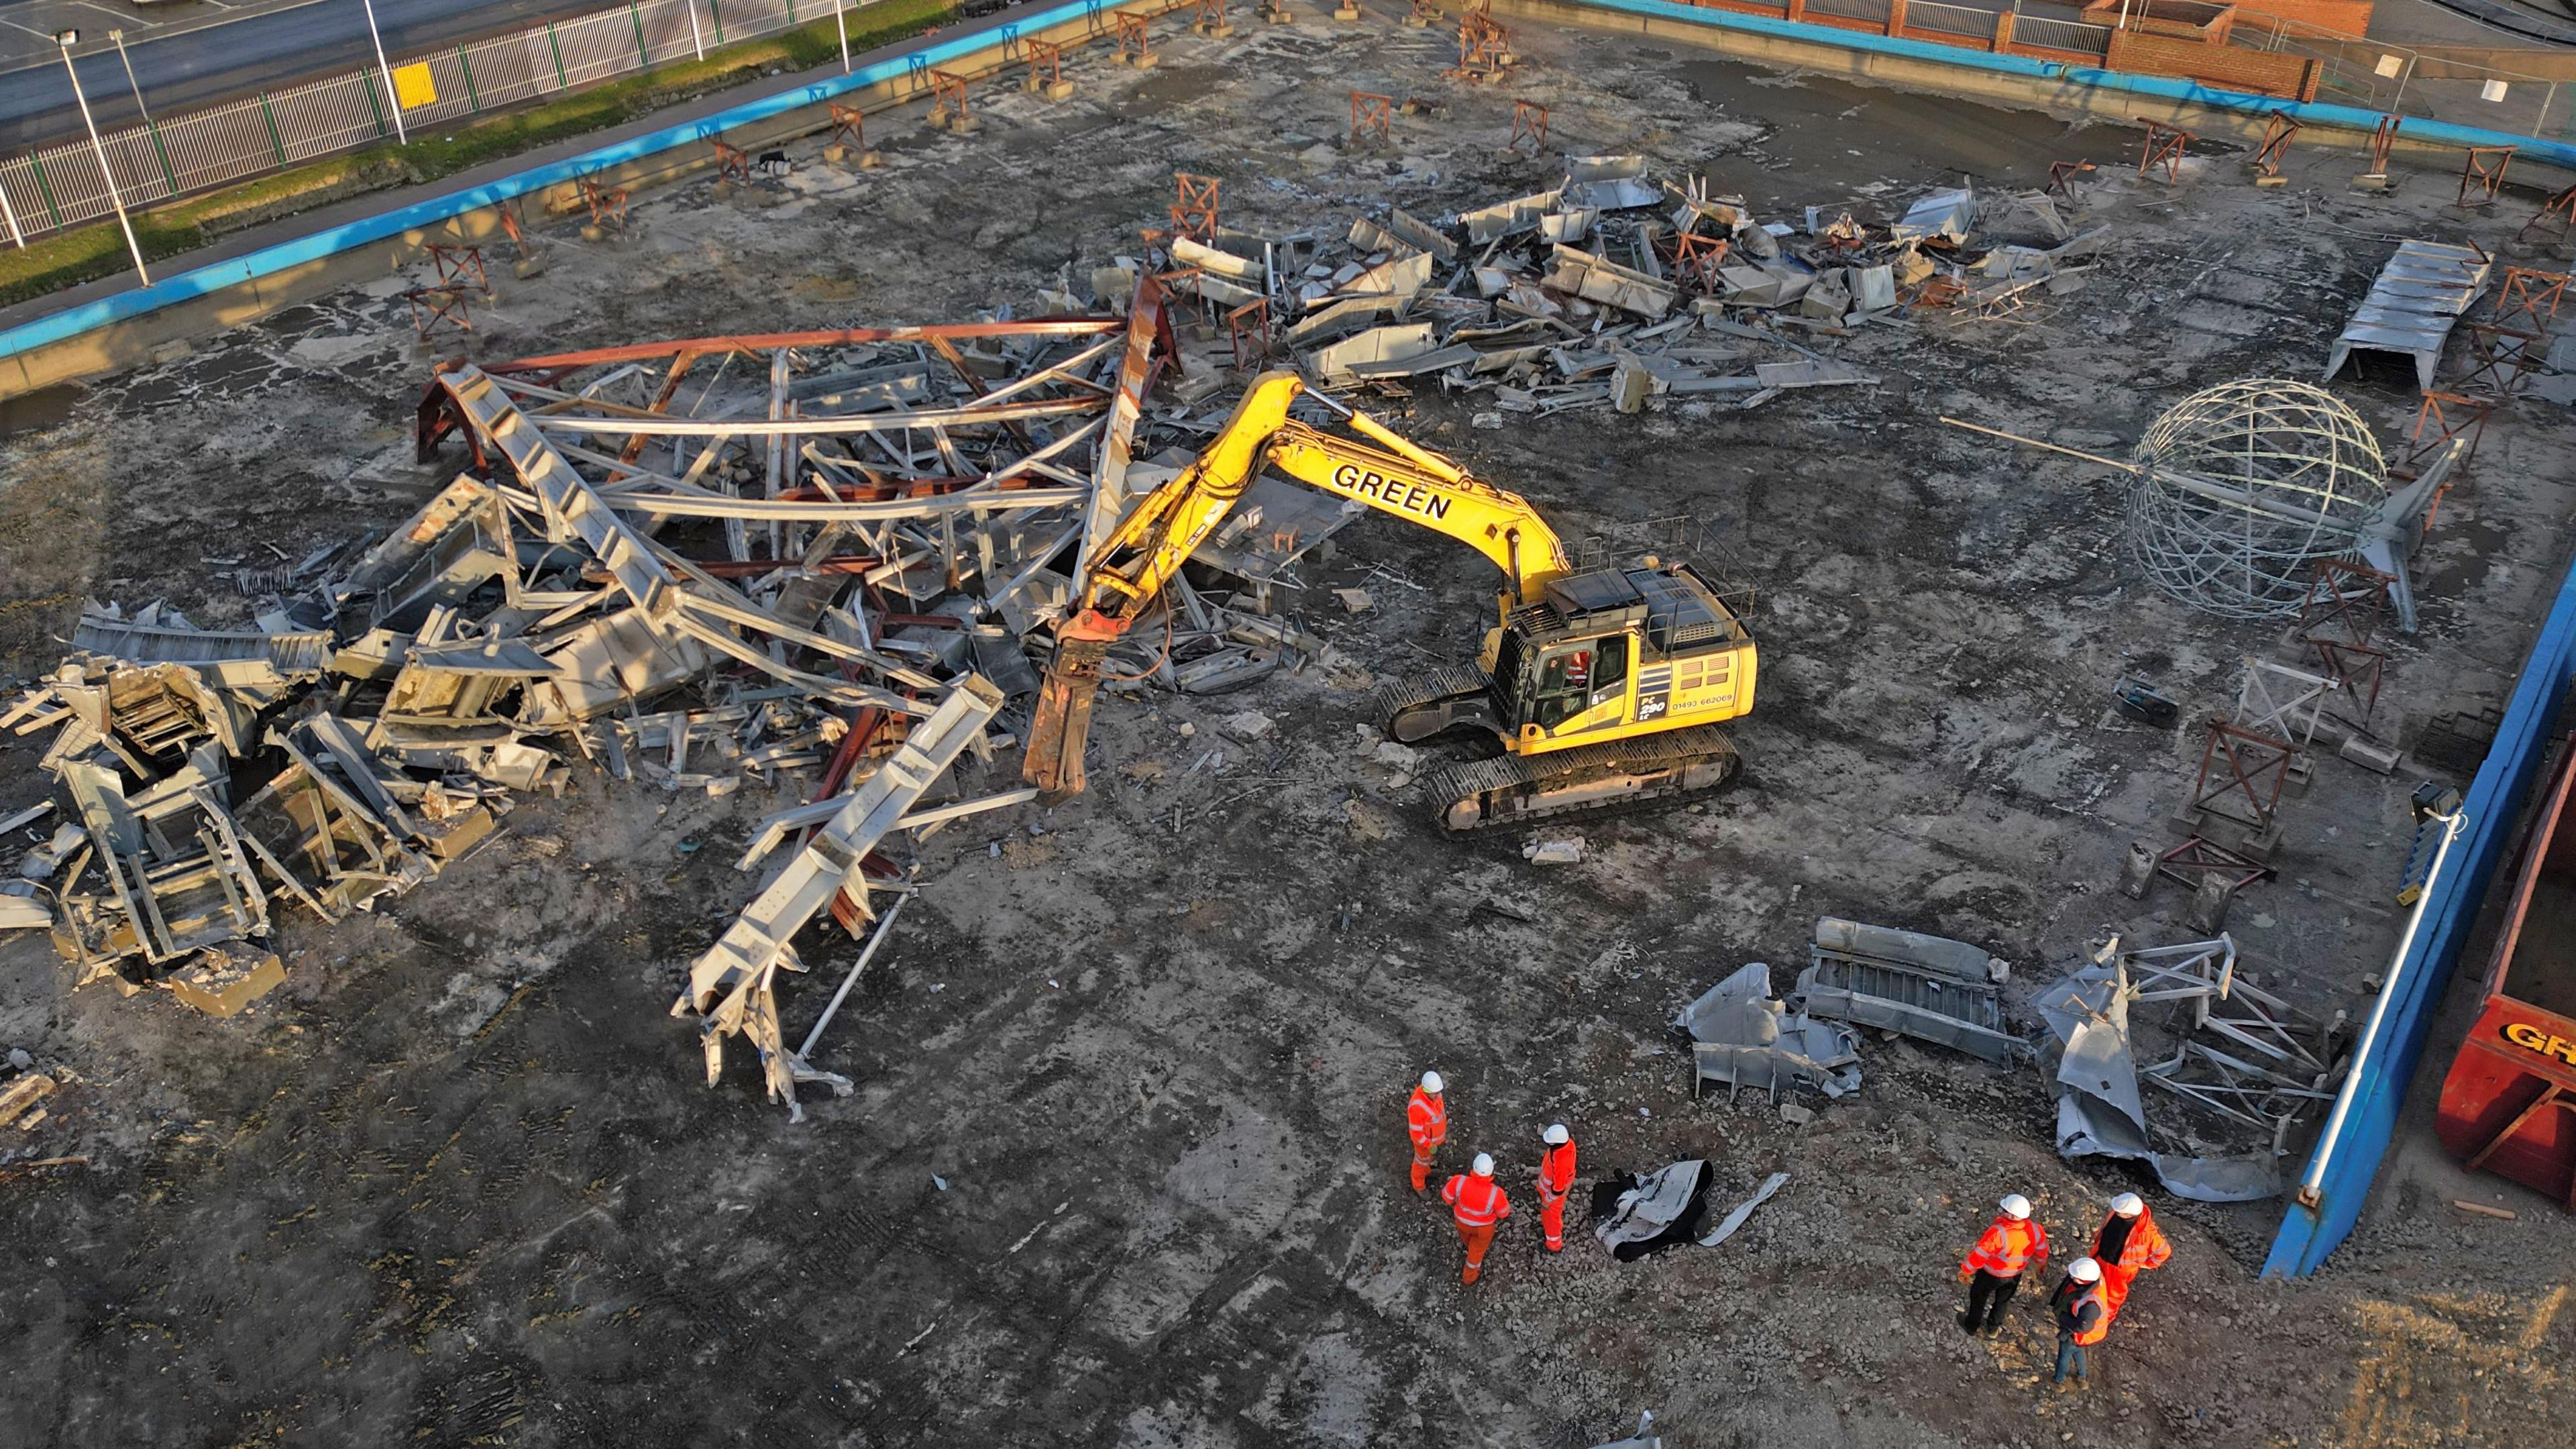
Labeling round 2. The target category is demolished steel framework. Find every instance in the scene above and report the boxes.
[2104,936,2346,1152]
[2137,119,2192,184]
[2037,934,2346,1201]
[2251,113,2297,180]
[2189,720,2292,833]
[15,296,1224,1117]
[2458,145,2515,210]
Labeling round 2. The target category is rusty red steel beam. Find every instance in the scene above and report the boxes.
[528,393,1102,438]
[813,704,888,806]
[828,854,908,936]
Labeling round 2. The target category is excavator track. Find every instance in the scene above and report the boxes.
[1368,663,1494,741]
[1421,725,1739,833]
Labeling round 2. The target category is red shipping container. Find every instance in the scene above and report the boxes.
[2438,743,2576,1209]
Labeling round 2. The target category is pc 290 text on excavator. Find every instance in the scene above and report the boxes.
[1021,368,1760,833]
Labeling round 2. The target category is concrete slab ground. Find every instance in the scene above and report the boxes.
[1,11,2573,1447]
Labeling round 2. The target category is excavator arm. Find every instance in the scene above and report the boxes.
[1261,424,1570,602]
[1022,368,1572,799]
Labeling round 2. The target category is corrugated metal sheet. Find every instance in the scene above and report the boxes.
[2323,239,2495,391]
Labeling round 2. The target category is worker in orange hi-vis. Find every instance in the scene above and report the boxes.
[1955,1193,2048,1336]
[1442,1152,1513,1285]
[1405,1070,1448,1192]
[1535,1123,1577,1252]
[2090,1192,2171,1323]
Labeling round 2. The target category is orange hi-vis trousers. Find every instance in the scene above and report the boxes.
[2100,1263,2139,1322]
[1538,1186,1566,1251]
[1409,1146,1439,1192]
[1458,1222,1497,1284]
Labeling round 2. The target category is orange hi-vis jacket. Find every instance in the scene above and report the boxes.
[1407,1088,1448,1152]
[1961,1215,2050,1279]
[2095,1208,2171,1273]
[2068,1281,2110,1345]
[1538,1141,1577,1199]
[1443,1173,1511,1228]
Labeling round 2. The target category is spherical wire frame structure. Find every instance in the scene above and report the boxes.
[2123,379,2389,621]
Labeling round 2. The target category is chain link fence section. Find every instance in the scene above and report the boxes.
[0,0,887,244]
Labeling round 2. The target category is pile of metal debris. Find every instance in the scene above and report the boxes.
[1120,165,2102,417]
[1676,915,2020,1098]
[1,299,1341,1118]
[2035,934,2346,1203]
[1,615,514,1004]
[1677,960,1862,1102]
[1798,916,2023,1065]
[1678,920,2347,1201]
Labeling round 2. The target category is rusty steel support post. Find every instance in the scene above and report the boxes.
[1350,91,1393,146]
[1171,171,1220,239]
[2137,117,2192,183]
[1510,97,1548,154]
[2458,144,2515,209]
[2252,111,2297,183]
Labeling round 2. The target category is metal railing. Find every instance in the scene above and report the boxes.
[1909,0,1998,38]
[2010,15,2112,57]
[0,0,887,246]
[1803,0,1893,24]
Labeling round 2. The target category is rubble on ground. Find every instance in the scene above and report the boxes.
[1677,961,1862,1102]
[0,301,1335,1118]
[0,161,2120,1091]
[2035,932,2346,1203]
[1678,920,2349,1202]
[1696,1169,1790,1248]
[1113,164,2108,418]
[1796,914,2023,1065]
[1591,1158,1713,1259]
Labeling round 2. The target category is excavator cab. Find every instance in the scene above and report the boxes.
[1498,630,1629,736]
[1481,564,1753,753]
[1364,561,1756,831]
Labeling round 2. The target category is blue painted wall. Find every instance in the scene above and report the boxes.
[2265,555,2576,1276]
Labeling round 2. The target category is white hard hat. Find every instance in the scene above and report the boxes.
[1543,1123,1570,1145]
[1999,1193,2032,1221]
[1472,1152,1495,1177]
[2069,1257,2102,1283]
[1421,1070,1444,1094]
[2110,1192,2145,1217]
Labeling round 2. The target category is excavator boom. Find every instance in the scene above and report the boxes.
[1020,366,1752,830]
[1023,370,1568,799]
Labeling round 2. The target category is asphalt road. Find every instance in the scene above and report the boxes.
[0,0,627,152]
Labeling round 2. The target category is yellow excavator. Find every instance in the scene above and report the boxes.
[1022,370,1760,831]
